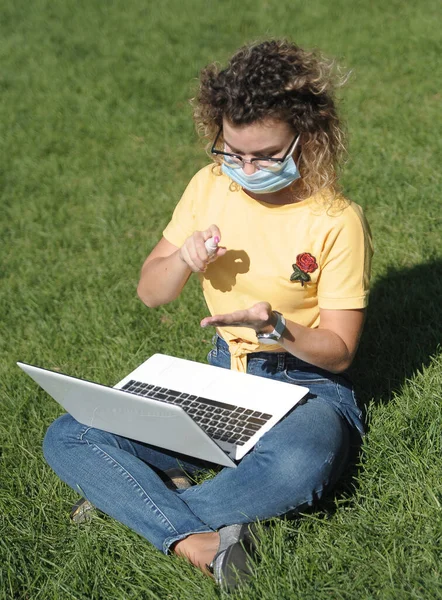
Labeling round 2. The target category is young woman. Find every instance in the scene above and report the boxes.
[44,39,373,591]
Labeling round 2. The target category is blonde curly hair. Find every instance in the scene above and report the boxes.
[192,39,348,200]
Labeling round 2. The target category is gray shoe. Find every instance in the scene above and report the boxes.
[208,523,258,592]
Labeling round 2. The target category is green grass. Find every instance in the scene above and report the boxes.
[1,0,441,598]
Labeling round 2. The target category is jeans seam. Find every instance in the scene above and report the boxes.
[87,441,180,536]
[335,380,347,404]
[78,426,92,441]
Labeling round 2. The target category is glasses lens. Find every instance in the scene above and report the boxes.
[222,154,243,169]
[255,134,299,172]
[254,159,285,173]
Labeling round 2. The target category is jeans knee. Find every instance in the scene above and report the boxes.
[43,413,80,465]
[252,406,350,500]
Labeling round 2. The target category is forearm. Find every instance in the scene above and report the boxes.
[137,250,192,308]
[201,302,362,373]
[266,317,353,373]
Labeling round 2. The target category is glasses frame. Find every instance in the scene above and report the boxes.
[211,129,300,171]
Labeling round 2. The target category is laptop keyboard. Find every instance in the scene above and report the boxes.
[121,380,273,446]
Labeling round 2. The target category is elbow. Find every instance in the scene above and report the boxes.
[330,353,354,374]
[137,283,174,309]
[330,364,350,375]
[137,285,159,309]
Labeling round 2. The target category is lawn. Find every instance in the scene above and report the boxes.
[1,0,441,598]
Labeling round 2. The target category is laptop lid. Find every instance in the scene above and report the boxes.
[18,361,237,468]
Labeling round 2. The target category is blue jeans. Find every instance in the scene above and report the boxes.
[43,335,364,554]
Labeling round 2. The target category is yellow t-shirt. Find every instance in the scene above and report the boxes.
[163,164,373,372]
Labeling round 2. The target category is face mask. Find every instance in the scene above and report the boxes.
[221,156,300,194]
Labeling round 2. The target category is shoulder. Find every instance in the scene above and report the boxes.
[336,200,371,244]
[312,192,371,235]
[179,163,230,212]
[187,163,226,188]
[303,193,373,262]
[317,196,373,265]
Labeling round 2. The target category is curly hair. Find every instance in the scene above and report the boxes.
[192,40,348,200]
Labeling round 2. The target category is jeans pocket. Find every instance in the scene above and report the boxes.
[332,374,359,406]
[282,369,329,386]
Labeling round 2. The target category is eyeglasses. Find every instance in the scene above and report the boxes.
[211,129,300,173]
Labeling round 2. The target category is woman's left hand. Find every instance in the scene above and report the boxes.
[200,301,273,332]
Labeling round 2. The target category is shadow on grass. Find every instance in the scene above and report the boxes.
[298,259,442,518]
[349,258,442,411]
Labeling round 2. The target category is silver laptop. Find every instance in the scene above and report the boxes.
[17,354,308,468]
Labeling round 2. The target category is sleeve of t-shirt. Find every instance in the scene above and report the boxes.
[162,171,201,248]
[317,203,373,310]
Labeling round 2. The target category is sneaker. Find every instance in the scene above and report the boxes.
[70,497,95,523]
[164,467,193,490]
[208,523,258,592]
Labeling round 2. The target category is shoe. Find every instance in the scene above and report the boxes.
[208,523,258,592]
[164,467,193,490]
[70,497,95,523]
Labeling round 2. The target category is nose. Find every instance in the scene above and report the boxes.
[242,160,258,175]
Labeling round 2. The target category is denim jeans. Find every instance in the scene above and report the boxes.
[43,335,364,554]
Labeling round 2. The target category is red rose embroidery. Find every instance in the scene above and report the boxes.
[296,253,318,273]
[290,253,318,286]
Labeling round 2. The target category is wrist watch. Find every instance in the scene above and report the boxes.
[256,311,286,345]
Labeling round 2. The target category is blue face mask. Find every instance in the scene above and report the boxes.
[221,155,300,194]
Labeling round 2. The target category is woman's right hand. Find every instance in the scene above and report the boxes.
[179,225,226,272]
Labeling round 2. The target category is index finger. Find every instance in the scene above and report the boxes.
[203,224,222,243]
[200,309,249,328]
